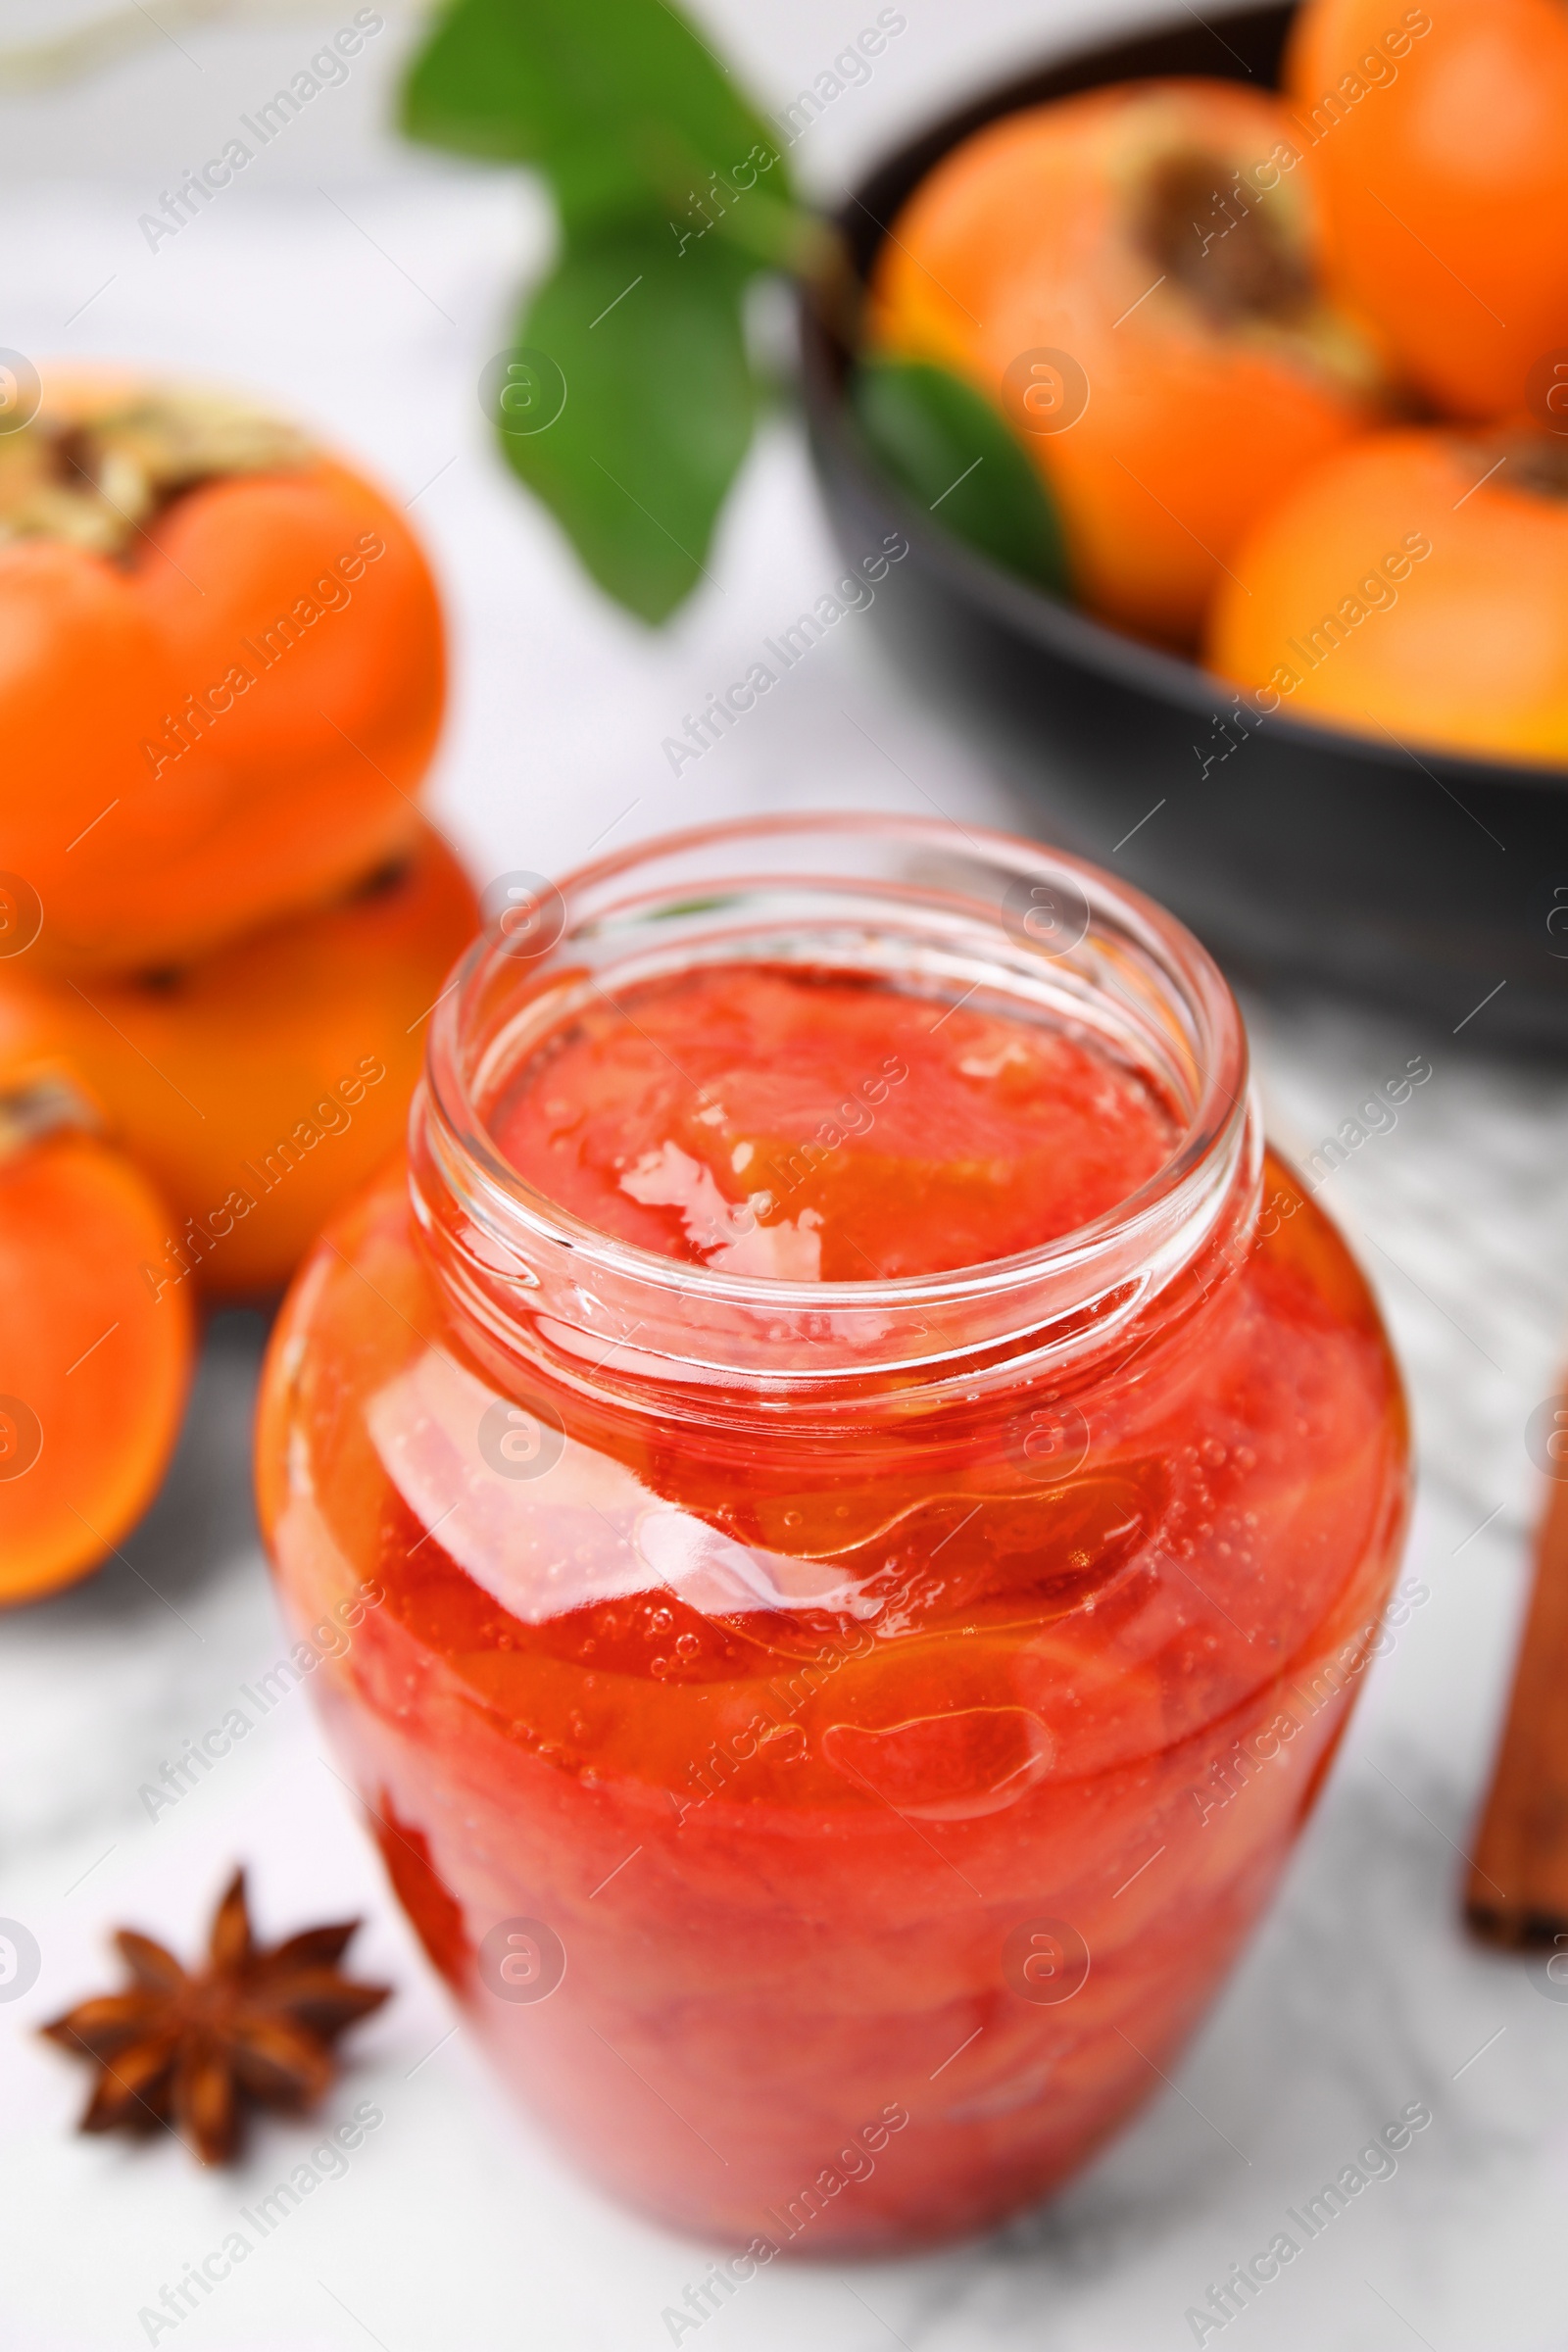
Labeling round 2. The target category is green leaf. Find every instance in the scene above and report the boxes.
[496,223,754,623]
[403,0,791,236]
[852,360,1070,598]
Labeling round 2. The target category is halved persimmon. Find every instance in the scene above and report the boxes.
[1285,0,1568,421]
[1204,426,1568,762]
[866,77,1386,645]
[0,368,445,975]
[0,1107,194,1606]
[0,822,479,1301]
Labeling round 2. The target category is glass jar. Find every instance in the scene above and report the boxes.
[256,815,1408,2253]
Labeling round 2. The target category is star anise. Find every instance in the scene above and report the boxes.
[40,1868,391,2165]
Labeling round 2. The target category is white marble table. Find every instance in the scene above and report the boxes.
[4,8,1568,2347]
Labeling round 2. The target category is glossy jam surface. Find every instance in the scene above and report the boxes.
[258,956,1408,2251]
[493,963,1179,1279]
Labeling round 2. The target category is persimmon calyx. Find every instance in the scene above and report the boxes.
[1470,430,1568,503]
[1138,149,1313,326]
[1134,144,1381,393]
[0,1074,101,1162]
[0,387,313,559]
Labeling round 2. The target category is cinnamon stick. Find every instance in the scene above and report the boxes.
[1467,1447,1568,1945]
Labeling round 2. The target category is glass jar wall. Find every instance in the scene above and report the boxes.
[256,816,1408,2251]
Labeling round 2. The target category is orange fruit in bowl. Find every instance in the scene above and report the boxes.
[1203,426,1568,763]
[865,77,1387,646]
[1285,0,1568,422]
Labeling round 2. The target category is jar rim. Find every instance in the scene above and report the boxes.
[418,814,1252,1377]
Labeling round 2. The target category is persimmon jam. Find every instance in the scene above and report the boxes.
[491,962,1180,1280]
[258,829,1408,2252]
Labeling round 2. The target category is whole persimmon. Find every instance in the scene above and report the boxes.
[866,78,1385,645]
[0,822,479,1301]
[1286,0,1568,421]
[0,368,445,976]
[1204,427,1568,762]
[0,1106,194,1605]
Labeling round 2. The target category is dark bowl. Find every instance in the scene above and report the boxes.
[800,0,1568,1050]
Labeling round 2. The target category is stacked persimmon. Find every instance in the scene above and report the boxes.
[867,0,1568,761]
[0,368,476,1606]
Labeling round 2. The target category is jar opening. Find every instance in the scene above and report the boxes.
[415,815,1255,1389]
